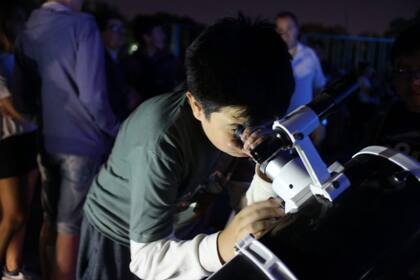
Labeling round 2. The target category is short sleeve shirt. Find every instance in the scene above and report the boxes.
[84,89,220,245]
[287,43,326,112]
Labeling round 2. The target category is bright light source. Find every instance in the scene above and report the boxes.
[129,44,139,54]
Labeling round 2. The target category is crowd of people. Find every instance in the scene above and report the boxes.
[0,0,419,280]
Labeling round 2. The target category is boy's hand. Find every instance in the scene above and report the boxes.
[217,198,285,263]
[239,125,272,156]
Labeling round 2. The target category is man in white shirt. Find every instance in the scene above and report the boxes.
[275,11,326,112]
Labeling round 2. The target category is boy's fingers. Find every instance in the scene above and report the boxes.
[253,220,279,239]
[238,219,279,240]
[245,198,283,211]
[242,207,283,223]
[252,230,265,240]
[243,136,265,152]
[240,127,258,142]
[237,200,284,222]
[241,126,273,152]
[242,129,262,150]
[241,125,269,141]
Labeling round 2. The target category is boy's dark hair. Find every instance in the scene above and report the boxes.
[275,11,299,28]
[185,15,294,126]
[391,22,420,64]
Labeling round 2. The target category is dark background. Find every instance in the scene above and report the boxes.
[100,0,419,35]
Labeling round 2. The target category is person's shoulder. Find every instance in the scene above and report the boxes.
[73,11,95,23]
[136,89,185,113]
[35,5,94,23]
[299,43,319,59]
[113,90,196,170]
[122,89,189,145]
[36,8,97,32]
[65,12,99,40]
[71,11,96,29]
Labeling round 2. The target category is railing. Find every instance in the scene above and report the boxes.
[301,33,394,77]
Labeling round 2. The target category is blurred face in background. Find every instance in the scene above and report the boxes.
[393,50,420,112]
[144,26,167,51]
[103,18,127,51]
[275,16,299,50]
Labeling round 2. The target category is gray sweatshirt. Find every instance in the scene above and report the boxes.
[14,2,119,159]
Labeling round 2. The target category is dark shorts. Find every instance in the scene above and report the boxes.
[76,216,140,280]
[38,153,100,234]
[0,132,37,179]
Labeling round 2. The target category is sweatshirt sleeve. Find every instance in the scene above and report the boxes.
[129,232,222,279]
[75,18,119,137]
[245,172,276,205]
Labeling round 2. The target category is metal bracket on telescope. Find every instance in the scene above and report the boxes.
[242,75,358,213]
[269,106,351,213]
[234,234,298,280]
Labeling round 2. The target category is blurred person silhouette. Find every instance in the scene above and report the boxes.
[92,5,137,120]
[362,23,420,161]
[275,11,326,146]
[0,2,38,279]
[346,61,381,148]
[123,15,185,103]
[275,11,326,112]
[13,0,119,279]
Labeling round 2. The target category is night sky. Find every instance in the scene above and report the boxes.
[101,0,418,35]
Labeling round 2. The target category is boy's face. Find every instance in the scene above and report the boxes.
[187,92,249,157]
[393,50,420,112]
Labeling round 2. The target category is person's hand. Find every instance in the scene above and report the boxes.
[0,98,27,122]
[217,198,285,263]
[239,124,274,182]
[239,125,272,156]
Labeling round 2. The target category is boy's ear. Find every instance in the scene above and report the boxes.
[186,91,204,121]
